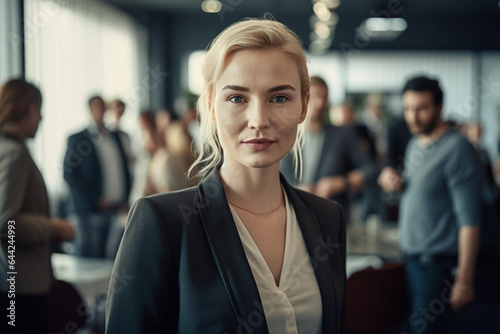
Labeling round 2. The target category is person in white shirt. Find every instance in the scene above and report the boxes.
[64,96,132,258]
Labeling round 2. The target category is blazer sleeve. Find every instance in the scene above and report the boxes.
[106,197,176,333]
[343,128,378,184]
[0,145,51,246]
[63,136,87,195]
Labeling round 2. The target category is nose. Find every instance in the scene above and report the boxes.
[247,101,270,131]
[405,108,416,124]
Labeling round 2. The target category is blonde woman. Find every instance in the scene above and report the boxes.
[106,18,346,334]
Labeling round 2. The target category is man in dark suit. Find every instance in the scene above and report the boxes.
[63,96,132,258]
[281,76,377,221]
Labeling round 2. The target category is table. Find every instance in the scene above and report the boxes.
[347,221,402,261]
[52,253,114,303]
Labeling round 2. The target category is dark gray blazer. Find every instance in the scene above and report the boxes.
[281,125,377,214]
[63,128,132,214]
[105,170,346,334]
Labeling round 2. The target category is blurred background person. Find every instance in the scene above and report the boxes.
[281,76,377,222]
[460,122,498,206]
[0,79,74,334]
[378,76,481,334]
[460,122,499,280]
[362,94,390,163]
[335,103,385,223]
[63,95,132,259]
[106,99,135,165]
[150,120,198,193]
[493,110,500,187]
[174,92,200,152]
[140,111,197,195]
[160,120,198,191]
[336,103,377,160]
[139,111,163,196]
[154,109,172,148]
[386,115,412,173]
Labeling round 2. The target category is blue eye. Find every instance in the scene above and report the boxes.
[272,96,288,103]
[229,96,245,103]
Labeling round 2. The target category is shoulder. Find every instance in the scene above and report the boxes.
[442,130,478,161]
[442,130,480,172]
[405,136,418,151]
[132,186,201,224]
[447,130,474,149]
[0,137,29,164]
[67,130,88,143]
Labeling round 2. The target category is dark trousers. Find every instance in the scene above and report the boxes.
[75,211,124,259]
[404,254,457,334]
[1,293,49,334]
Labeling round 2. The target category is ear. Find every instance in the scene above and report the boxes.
[28,102,40,117]
[299,93,310,123]
[206,96,216,123]
[210,106,216,123]
[436,103,443,116]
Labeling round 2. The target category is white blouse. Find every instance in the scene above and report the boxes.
[229,190,323,334]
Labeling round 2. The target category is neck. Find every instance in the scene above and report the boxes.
[94,122,106,133]
[418,120,448,146]
[1,124,26,141]
[220,161,283,213]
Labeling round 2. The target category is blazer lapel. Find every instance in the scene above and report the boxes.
[281,175,338,333]
[197,170,269,334]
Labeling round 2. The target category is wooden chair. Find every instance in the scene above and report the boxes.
[346,262,409,334]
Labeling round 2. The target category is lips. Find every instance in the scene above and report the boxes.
[243,138,276,150]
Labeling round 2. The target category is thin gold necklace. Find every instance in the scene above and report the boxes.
[228,197,284,215]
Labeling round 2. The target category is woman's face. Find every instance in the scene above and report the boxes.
[214,49,308,171]
[25,103,42,138]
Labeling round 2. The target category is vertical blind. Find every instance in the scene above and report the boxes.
[24,0,148,201]
[0,0,23,83]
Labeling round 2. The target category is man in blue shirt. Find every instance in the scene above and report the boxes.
[378,77,481,334]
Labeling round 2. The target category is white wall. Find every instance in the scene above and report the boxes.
[307,51,477,120]
[479,52,500,162]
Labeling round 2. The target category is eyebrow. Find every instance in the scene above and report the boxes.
[221,84,296,93]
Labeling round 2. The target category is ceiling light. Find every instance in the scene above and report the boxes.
[312,0,341,10]
[357,17,407,42]
[329,12,339,25]
[309,12,338,29]
[201,0,222,13]
[314,22,331,39]
[365,17,407,32]
[317,10,331,21]
[313,2,330,21]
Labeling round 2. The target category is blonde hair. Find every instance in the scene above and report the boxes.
[188,18,310,179]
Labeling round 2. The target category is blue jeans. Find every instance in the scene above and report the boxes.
[404,254,456,334]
